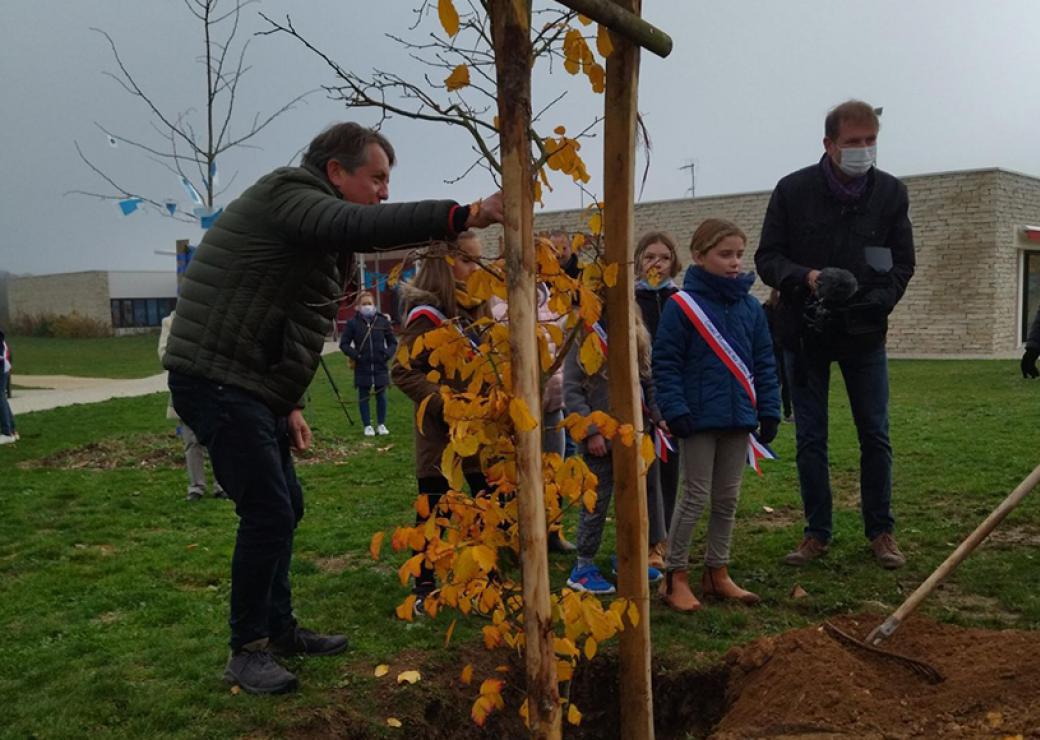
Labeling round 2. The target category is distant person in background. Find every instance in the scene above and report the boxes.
[339,291,397,437]
[1021,305,1040,378]
[159,312,225,500]
[0,329,17,445]
[762,289,793,422]
[633,231,682,570]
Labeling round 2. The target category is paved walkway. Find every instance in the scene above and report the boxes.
[10,341,343,414]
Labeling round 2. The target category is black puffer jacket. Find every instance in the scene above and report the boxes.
[163,164,459,414]
[635,282,679,340]
[755,161,915,354]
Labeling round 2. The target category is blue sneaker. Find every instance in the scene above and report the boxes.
[567,564,616,595]
[611,555,663,584]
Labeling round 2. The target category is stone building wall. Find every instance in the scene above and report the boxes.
[8,271,111,326]
[479,168,1040,358]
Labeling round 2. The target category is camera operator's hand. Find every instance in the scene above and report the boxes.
[1021,347,1039,379]
[806,269,821,293]
[757,418,779,444]
[667,414,696,439]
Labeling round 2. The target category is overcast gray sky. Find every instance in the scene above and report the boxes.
[2,1,1039,275]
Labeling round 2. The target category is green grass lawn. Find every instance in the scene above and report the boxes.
[0,359,1038,737]
[10,335,163,378]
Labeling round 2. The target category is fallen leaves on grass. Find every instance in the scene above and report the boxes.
[397,670,421,685]
[374,664,389,678]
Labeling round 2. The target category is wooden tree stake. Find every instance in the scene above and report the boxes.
[489,1,561,737]
[603,0,654,738]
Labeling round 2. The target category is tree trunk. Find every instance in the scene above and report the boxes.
[603,1,654,738]
[489,1,561,737]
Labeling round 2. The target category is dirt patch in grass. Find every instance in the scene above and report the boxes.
[986,524,1040,548]
[931,583,1022,625]
[287,615,1040,738]
[18,433,363,470]
[747,503,801,531]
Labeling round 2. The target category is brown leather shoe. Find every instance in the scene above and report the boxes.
[701,565,761,606]
[870,532,906,569]
[783,536,829,566]
[658,570,701,612]
[648,541,666,570]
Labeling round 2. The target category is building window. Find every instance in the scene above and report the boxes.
[1025,251,1040,343]
[110,298,173,328]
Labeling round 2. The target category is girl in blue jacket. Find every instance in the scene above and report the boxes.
[652,219,781,612]
[340,291,398,436]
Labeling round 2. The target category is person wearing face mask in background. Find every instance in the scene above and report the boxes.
[340,291,398,436]
[755,100,915,571]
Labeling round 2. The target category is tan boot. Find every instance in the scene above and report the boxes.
[658,570,701,612]
[648,541,666,570]
[700,565,761,606]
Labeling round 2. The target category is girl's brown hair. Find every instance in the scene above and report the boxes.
[403,240,490,321]
[689,218,746,256]
[355,290,375,306]
[634,231,681,278]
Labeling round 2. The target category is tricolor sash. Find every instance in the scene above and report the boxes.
[669,291,777,475]
[406,305,480,353]
[586,320,674,462]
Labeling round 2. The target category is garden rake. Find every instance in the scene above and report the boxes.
[824,460,1040,683]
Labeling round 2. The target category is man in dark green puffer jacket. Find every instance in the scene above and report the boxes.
[164,122,502,695]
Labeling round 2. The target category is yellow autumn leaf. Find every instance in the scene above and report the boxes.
[415,494,430,519]
[567,702,583,726]
[582,488,597,513]
[509,397,539,432]
[579,332,605,375]
[395,594,417,622]
[584,636,598,660]
[398,553,424,586]
[416,393,434,436]
[444,64,470,92]
[472,544,497,572]
[587,211,602,235]
[437,0,459,37]
[641,433,656,467]
[443,617,457,647]
[460,663,474,685]
[386,717,402,728]
[602,262,619,287]
[587,63,605,93]
[397,670,422,684]
[627,600,641,627]
[374,664,390,677]
[576,14,592,25]
[596,24,614,57]
[369,531,385,560]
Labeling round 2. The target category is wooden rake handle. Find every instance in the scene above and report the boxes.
[867,461,1040,646]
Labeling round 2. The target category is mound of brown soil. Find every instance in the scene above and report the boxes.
[715,613,1040,738]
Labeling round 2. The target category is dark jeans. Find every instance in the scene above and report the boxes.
[784,344,894,542]
[358,385,387,427]
[168,372,304,651]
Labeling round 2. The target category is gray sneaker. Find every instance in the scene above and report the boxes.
[186,489,204,501]
[224,642,298,694]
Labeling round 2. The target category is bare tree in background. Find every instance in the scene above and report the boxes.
[70,0,313,222]
[258,1,606,197]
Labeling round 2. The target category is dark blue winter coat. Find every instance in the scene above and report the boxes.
[339,312,397,389]
[652,267,781,434]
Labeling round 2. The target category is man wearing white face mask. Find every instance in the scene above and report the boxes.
[755,100,915,571]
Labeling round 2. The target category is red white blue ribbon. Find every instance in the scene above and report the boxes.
[586,321,674,462]
[670,291,776,475]
[406,305,480,353]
